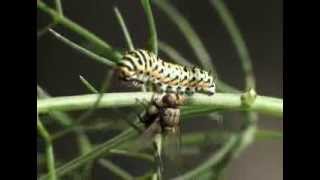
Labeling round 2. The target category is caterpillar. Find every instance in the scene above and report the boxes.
[117,49,216,95]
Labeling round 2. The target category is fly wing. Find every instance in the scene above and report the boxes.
[160,107,182,161]
[163,126,181,162]
[162,125,185,178]
[131,116,162,152]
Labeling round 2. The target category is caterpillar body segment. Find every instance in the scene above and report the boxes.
[118,49,216,95]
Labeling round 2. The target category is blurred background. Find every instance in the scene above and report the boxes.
[37,0,282,179]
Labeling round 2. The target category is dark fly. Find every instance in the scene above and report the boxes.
[135,93,186,176]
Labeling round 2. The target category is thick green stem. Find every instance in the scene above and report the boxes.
[37,92,282,118]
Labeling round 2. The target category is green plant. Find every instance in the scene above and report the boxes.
[37,0,282,180]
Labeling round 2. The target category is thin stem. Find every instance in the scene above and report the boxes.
[37,22,57,39]
[172,135,238,180]
[154,0,241,94]
[37,85,92,155]
[37,85,73,126]
[45,144,57,180]
[154,0,216,76]
[141,0,158,54]
[114,7,135,51]
[37,92,283,118]
[210,1,259,178]
[210,0,255,90]
[76,71,114,123]
[37,118,51,144]
[52,71,114,141]
[98,159,134,180]
[79,75,99,93]
[37,1,122,62]
[216,79,240,93]
[48,29,116,67]
[158,41,240,93]
[140,2,161,175]
[108,149,154,162]
[181,130,282,146]
[37,119,57,180]
[153,134,162,180]
[158,40,192,67]
[39,127,138,180]
[54,0,63,16]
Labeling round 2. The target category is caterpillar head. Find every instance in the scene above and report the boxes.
[206,84,216,96]
[117,66,132,81]
[117,66,143,87]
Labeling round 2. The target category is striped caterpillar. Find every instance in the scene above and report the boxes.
[117,49,216,95]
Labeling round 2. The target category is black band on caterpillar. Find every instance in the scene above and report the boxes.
[118,49,216,95]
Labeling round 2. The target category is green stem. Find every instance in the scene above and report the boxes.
[181,129,282,146]
[37,92,283,118]
[108,149,154,162]
[154,0,216,76]
[79,75,99,93]
[54,0,63,16]
[39,127,138,180]
[114,7,135,51]
[45,144,57,180]
[153,134,162,180]
[37,119,57,180]
[141,0,158,54]
[158,41,193,67]
[98,159,134,180]
[210,0,255,90]
[37,0,121,62]
[154,0,242,94]
[48,29,116,67]
[37,22,57,39]
[172,135,238,180]
[210,1,259,178]
[37,85,92,155]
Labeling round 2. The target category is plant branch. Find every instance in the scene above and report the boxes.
[108,149,154,162]
[37,118,57,180]
[207,1,259,178]
[37,0,121,62]
[39,127,138,180]
[172,135,238,180]
[79,75,99,93]
[210,0,255,90]
[158,41,193,67]
[98,159,134,180]
[48,29,116,67]
[141,0,158,54]
[37,92,283,118]
[54,0,63,16]
[114,7,135,51]
[181,129,282,146]
[154,0,216,77]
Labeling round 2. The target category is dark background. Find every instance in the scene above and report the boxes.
[37,0,282,179]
